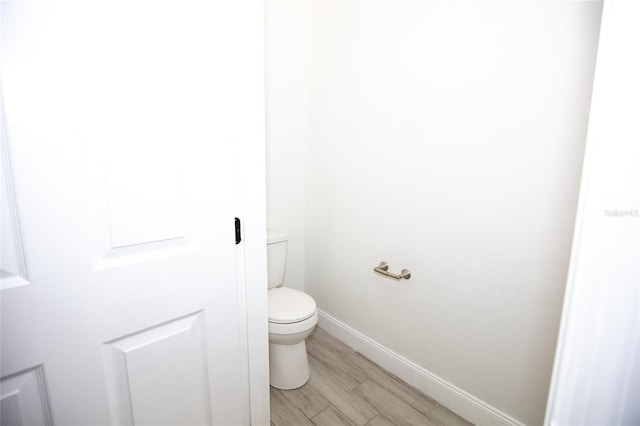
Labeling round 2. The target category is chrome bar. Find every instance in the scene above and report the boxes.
[373,261,411,280]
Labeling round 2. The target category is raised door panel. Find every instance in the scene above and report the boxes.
[0,366,53,426]
[102,312,210,426]
[0,134,28,291]
[103,148,186,249]
[89,142,199,272]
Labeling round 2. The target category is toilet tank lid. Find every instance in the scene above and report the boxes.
[267,231,287,245]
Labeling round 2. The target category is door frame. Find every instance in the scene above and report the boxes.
[235,96,270,425]
[232,3,270,424]
[544,0,640,424]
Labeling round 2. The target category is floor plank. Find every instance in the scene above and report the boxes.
[355,378,439,426]
[312,405,356,426]
[365,413,397,426]
[427,404,475,426]
[307,358,378,426]
[306,339,368,391]
[279,382,330,419]
[270,387,314,426]
[346,352,437,416]
[308,326,355,358]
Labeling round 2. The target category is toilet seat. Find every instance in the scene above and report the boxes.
[269,310,318,336]
[269,287,316,324]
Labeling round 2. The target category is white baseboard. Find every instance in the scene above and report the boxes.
[317,310,526,426]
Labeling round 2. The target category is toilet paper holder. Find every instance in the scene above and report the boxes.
[373,261,411,281]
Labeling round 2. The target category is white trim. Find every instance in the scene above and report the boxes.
[544,0,640,424]
[0,99,29,289]
[231,1,270,424]
[318,310,526,426]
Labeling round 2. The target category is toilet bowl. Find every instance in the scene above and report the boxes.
[267,233,318,390]
[268,287,318,389]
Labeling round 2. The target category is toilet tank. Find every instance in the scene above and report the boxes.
[267,231,288,289]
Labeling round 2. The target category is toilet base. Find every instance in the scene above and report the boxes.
[269,340,311,390]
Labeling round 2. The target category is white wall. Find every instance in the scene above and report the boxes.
[265,0,308,291]
[304,2,601,425]
[265,1,602,425]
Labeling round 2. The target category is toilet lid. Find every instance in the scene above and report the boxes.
[269,287,317,324]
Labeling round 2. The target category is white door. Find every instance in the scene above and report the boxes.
[0,1,266,425]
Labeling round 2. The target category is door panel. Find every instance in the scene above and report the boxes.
[0,134,28,291]
[102,312,210,426]
[0,366,53,426]
[88,137,201,270]
[102,147,186,249]
[0,1,263,424]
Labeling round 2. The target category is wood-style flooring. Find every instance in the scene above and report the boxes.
[270,327,474,426]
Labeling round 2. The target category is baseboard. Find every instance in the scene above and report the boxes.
[317,310,526,426]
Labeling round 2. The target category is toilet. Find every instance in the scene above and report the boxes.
[267,232,318,390]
